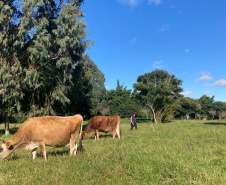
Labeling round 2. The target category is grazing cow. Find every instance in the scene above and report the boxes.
[0,114,83,161]
[82,115,121,140]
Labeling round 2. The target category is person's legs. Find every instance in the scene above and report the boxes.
[134,122,137,130]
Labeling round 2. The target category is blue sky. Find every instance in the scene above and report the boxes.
[81,0,226,102]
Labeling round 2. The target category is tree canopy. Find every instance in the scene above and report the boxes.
[134,70,183,123]
[0,0,91,133]
[104,80,138,118]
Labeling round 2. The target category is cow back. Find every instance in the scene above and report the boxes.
[12,116,81,146]
[86,115,120,133]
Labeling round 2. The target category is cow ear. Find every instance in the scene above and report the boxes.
[6,142,11,149]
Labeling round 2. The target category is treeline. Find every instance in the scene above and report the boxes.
[1,0,226,134]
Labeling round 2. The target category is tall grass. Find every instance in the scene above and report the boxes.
[0,119,225,185]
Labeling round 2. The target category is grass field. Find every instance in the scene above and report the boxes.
[0,119,225,185]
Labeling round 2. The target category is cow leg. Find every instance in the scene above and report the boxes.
[73,143,78,155]
[39,143,47,161]
[31,148,37,160]
[112,130,116,139]
[116,126,121,139]
[70,138,77,155]
[70,131,79,155]
[95,130,99,140]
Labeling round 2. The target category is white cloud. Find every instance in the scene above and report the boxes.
[118,0,162,7]
[160,23,170,32]
[117,0,143,7]
[180,91,193,96]
[148,0,162,6]
[197,72,213,82]
[205,91,211,95]
[213,79,226,87]
[153,60,166,69]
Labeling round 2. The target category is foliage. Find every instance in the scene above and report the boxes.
[174,97,201,119]
[0,0,89,121]
[198,95,214,119]
[214,101,226,119]
[134,69,183,123]
[62,55,106,118]
[0,0,26,134]
[105,80,139,118]
[85,55,106,116]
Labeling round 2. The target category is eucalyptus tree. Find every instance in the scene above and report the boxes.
[62,55,106,118]
[134,70,183,123]
[0,0,25,134]
[0,0,89,133]
[84,56,106,116]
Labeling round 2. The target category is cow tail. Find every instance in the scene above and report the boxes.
[119,116,122,138]
[77,117,84,153]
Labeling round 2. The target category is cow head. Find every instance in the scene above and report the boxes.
[81,132,88,140]
[0,141,13,161]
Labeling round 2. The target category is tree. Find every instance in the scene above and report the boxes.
[84,55,106,116]
[208,109,216,120]
[0,0,25,134]
[0,0,89,134]
[198,95,214,120]
[62,55,106,118]
[105,81,137,117]
[218,111,226,120]
[175,97,201,120]
[214,101,226,119]
[134,70,183,123]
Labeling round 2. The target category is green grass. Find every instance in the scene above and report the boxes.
[0,119,225,185]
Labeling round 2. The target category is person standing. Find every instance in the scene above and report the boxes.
[130,113,137,130]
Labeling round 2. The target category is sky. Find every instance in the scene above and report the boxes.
[81,0,226,102]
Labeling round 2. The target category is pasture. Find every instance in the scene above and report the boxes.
[0,119,225,185]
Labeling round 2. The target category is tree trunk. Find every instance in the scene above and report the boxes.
[150,106,157,124]
[146,108,149,119]
[186,114,189,120]
[5,112,10,135]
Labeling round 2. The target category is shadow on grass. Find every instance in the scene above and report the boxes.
[204,122,226,126]
[44,150,69,157]
[5,154,20,161]
[84,133,115,140]
[5,150,70,161]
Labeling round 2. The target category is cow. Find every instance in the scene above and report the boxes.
[82,115,121,140]
[0,114,83,161]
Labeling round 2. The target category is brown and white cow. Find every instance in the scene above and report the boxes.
[82,115,121,140]
[0,114,83,161]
